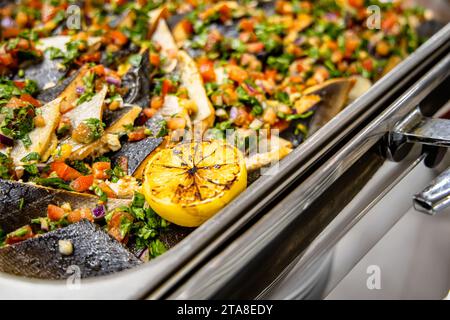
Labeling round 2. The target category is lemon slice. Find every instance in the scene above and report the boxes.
[142,140,247,227]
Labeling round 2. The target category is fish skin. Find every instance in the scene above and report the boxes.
[18,50,67,91]
[0,180,131,233]
[110,115,164,176]
[37,70,79,103]
[122,50,153,109]
[0,220,141,279]
[305,78,354,135]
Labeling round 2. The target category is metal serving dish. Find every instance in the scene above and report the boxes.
[1,1,449,299]
[166,49,450,299]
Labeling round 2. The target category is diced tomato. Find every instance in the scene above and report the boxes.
[70,175,94,192]
[51,161,82,181]
[264,69,278,81]
[272,119,290,132]
[5,97,29,108]
[128,128,147,142]
[246,42,265,54]
[13,81,26,89]
[109,30,128,46]
[91,65,105,76]
[143,107,157,118]
[218,4,232,23]
[0,53,14,66]
[362,58,374,72]
[240,18,255,32]
[180,19,193,35]
[167,117,187,130]
[161,79,173,96]
[382,13,397,31]
[67,208,94,223]
[150,53,160,66]
[150,96,164,110]
[97,182,117,198]
[198,57,216,83]
[348,0,364,8]
[78,52,101,63]
[228,65,248,83]
[2,26,20,39]
[92,162,111,180]
[5,225,34,245]
[344,36,360,57]
[20,94,41,107]
[47,204,66,221]
[107,211,134,242]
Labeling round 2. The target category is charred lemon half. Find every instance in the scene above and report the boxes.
[142,140,247,227]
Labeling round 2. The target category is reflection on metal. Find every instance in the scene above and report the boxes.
[414,167,450,215]
[394,108,450,147]
[390,107,450,215]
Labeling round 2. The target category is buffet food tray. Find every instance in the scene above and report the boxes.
[0,1,449,299]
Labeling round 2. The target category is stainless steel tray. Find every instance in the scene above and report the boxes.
[166,51,450,299]
[1,1,449,299]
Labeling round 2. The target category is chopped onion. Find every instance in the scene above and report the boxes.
[0,134,14,147]
[245,82,257,94]
[76,86,85,94]
[1,17,16,28]
[106,76,121,86]
[229,107,238,121]
[138,248,150,262]
[92,205,106,220]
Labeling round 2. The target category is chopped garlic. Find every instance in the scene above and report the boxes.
[105,134,121,152]
[58,240,73,256]
[106,176,140,198]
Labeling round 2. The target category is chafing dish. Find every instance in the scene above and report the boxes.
[0,0,449,299]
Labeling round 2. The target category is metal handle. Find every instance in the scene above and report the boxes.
[413,167,450,215]
[394,107,450,147]
[389,107,450,215]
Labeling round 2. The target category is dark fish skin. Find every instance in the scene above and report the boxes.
[19,51,67,91]
[37,70,79,103]
[122,50,153,108]
[0,220,141,279]
[103,105,136,128]
[110,115,164,175]
[0,180,131,233]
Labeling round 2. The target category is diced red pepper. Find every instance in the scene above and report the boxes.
[198,57,216,83]
[20,94,41,107]
[97,182,117,198]
[50,161,82,181]
[0,53,14,66]
[161,79,173,96]
[5,225,34,245]
[128,128,147,142]
[107,211,134,242]
[70,175,94,192]
[47,204,66,221]
[150,53,160,66]
[228,65,248,83]
[92,162,111,180]
[68,208,94,223]
[5,97,29,108]
[109,30,128,46]
[246,42,265,54]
